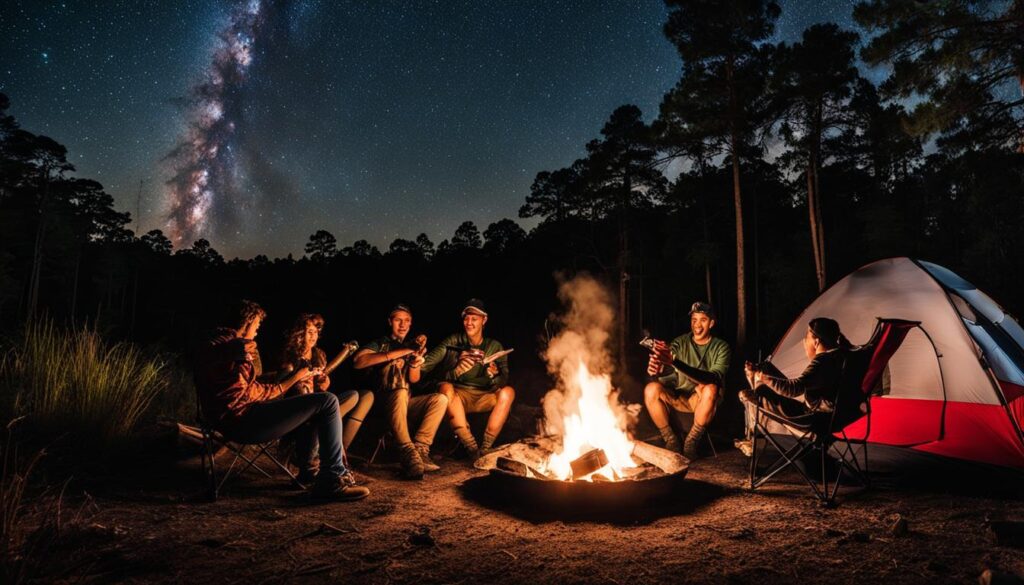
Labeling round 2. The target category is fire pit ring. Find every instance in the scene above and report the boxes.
[471,437,690,509]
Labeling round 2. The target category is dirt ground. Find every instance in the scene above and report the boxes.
[20,435,1024,585]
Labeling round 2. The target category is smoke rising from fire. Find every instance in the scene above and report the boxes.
[541,275,633,441]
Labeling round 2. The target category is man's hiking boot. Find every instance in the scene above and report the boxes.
[399,444,425,480]
[415,443,440,472]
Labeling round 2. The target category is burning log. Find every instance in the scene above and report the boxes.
[631,440,689,475]
[496,457,529,476]
[569,448,609,479]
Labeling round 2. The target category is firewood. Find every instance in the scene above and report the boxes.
[631,440,688,475]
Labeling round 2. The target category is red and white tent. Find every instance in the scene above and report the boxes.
[771,257,1024,469]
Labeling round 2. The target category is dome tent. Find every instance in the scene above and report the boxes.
[769,257,1024,469]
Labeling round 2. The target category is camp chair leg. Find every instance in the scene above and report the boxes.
[367,433,389,466]
[748,405,833,503]
[200,426,219,501]
[751,424,819,493]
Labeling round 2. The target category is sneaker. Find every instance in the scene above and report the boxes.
[415,443,441,472]
[734,438,754,457]
[340,471,359,487]
[311,475,370,502]
[399,444,425,480]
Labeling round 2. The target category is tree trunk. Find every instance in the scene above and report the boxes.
[727,59,747,350]
[807,103,827,292]
[1018,72,1024,153]
[806,158,824,291]
[27,164,51,319]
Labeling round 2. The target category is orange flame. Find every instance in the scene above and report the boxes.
[542,359,635,481]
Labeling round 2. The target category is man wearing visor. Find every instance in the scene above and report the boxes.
[644,302,732,460]
[422,298,515,458]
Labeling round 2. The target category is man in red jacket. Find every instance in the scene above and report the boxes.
[195,300,369,501]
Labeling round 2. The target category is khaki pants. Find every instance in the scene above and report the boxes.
[652,383,723,413]
[454,386,498,413]
[387,389,448,446]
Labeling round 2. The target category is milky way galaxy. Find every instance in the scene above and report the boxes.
[164,0,271,247]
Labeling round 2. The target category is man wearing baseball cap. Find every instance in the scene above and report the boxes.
[644,301,732,459]
[421,298,515,458]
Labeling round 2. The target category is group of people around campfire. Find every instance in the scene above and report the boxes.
[194,295,851,503]
[194,298,515,501]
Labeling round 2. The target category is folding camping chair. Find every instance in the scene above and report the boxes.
[197,402,305,501]
[748,318,922,505]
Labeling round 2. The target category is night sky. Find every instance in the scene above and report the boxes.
[2,1,858,259]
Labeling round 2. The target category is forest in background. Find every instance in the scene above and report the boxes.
[1,0,1022,410]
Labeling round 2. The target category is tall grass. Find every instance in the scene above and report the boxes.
[0,320,169,448]
[1,418,44,584]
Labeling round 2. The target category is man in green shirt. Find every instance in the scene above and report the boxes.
[644,302,731,459]
[421,298,515,457]
[352,304,448,480]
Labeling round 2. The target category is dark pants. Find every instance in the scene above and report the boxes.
[225,392,346,482]
[752,387,824,431]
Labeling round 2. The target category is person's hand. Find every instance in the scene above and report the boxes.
[408,354,425,369]
[652,340,673,368]
[487,362,499,377]
[455,351,477,376]
[646,353,663,377]
[295,366,316,381]
[242,339,258,360]
[744,362,764,386]
[316,374,331,391]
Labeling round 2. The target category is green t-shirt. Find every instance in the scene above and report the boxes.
[421,332,509,390]
[362,336,402,355]
[657,333,731,392]
[359,335,413,392]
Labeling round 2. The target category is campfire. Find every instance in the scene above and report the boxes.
[476,276,688,485]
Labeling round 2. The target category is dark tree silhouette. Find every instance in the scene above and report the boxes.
[141,229,173,255]
[773,24,862,291]
[483,218,527,255]
[305,229,338,262]
[450,221,482,250]
[415,233,435,259]
[519,166,585,223]
[855,0,1024,152]
[388,238,421,257]
[342,239,381,258]
[178,238,225,265]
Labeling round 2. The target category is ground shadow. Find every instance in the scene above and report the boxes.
[458,472,728,525]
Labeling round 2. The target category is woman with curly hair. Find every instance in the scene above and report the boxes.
[281,314,374,479]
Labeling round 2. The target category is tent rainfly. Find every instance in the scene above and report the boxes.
[769,257,1024,469]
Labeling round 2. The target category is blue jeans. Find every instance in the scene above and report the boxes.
[225,392,347,482]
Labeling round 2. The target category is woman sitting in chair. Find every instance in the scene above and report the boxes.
[280,314,374,469]
[741,317,852,426]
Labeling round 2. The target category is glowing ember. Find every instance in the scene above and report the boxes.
[541,360,636,481]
